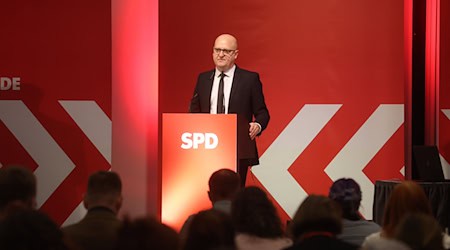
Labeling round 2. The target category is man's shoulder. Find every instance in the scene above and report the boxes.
[62,221,83,234]
[62,210,120,232]
[198,69,215,78]
[63,217,121,237]
[197,67,260,80]
[235,66,259,76]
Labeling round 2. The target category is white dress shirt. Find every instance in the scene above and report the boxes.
[210,65,236,114]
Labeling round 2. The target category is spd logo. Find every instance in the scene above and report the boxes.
[181,132,218,149]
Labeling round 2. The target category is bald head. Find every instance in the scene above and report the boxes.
[212,34,239,72]
[214,34,238,50]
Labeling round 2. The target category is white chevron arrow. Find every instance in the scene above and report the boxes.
[441,109,450,179]
[442,109,450,120]
[59,100,112,226]
[0,100,75,207]
[59,101,112,164]
[252,104,342,217]
[440,155,449,180]
[324,104,404,219]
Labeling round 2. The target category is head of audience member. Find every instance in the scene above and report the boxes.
[115,216,179,250]
[83,170,122,215]
[0,165,37,220]
[208,169,241,204]
[394,212,444,250]
[183,209,236,250]
[0,210,69,250]
[329,178,362,220]
[231,186,285,238]
[382,180,432,238]
[212,34,239,72]
[289,195,342,242]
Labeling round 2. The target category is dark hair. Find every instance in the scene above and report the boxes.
[208,169,241,201]
[184,209,236,250]
[0,165,36,209]
[289,195,342,241]
[231,186,284,238]
[382,181,431,237]
[328,178,361,220]
[86,171,122,203]
[0,210,68,250]
[116,216,179,250]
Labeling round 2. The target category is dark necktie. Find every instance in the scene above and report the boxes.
[217,72,226,114]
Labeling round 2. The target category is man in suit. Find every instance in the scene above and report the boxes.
[189,34,270,186]
[63,171,123,250]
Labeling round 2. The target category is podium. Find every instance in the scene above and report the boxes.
[161,113,250,231]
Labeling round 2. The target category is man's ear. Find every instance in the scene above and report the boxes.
[208,191,213,202]
[82,194,89,209]
[116,195,123,212]
[28,196,37,210]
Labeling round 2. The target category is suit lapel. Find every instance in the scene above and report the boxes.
[229,66,241,112]
[205,70,215,110]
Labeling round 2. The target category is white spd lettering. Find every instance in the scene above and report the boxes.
[181,132,218,149]
[0,77,21,91]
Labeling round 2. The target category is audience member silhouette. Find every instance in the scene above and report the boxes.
[362,180,432,247]
[115,216,180,250]
[394,212,444,250]
[63,170,123,250]
[180,169,241,241]
[285,195,358,250]
[0,165,37,221]
[328,178,380,246]
[0,210,69,250]
[207,169,241,214]
[231,186,292,250]
[183,209,236,250]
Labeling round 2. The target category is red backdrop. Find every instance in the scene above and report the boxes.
[160,0,405,225]
[0,0,111,224]
[2,0,429,227]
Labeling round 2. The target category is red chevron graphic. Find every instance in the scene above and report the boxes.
[363,126,404,183]
[290,104,393,195]
[0,101,111,225]
[0,122,38,171]
[249,104,404,226]
[37,102,111,225]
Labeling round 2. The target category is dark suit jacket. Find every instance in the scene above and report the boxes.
[189,66,270,165]
[62,207,122,250]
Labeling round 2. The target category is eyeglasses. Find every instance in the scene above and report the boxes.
[213,48,236,56]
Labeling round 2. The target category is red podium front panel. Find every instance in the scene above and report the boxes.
[162,113,237,231]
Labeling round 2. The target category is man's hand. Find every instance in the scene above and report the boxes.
[249,122,261,140]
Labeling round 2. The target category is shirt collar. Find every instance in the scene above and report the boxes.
[215,64,236,78]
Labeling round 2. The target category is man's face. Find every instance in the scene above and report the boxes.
[212,36,238,72]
